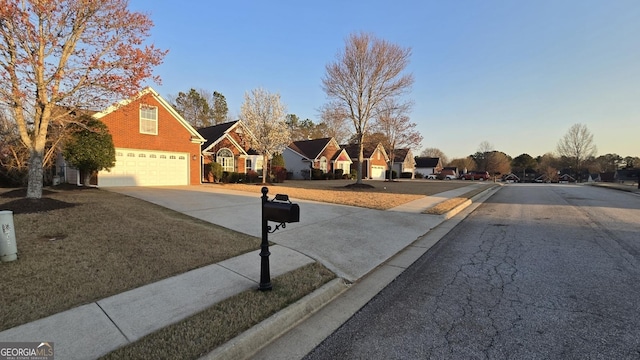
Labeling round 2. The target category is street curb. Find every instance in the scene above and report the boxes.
[201,277,348,360]
[441,184,501,220]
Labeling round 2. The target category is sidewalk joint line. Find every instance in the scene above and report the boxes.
[96,302,132,343]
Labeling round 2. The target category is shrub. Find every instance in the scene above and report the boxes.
[272,166,287,183]
[334,169,344,179]
[311,168,324,180]
[414,172,424,179]
[210,162,223,182]
[325,172,334,180]
[400,172,413,179]
[245,170,259,183]
[221,171,241,183]
[350,169,357,179]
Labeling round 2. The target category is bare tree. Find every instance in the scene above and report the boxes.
[537,153,560,182]
[557,123,597,180]
[371,98,422,180]
[420,148,449,166]
[449,157,477,173]
[240,88,291,183]
[322,32,413,184]
[318,102,351,144]
[0,0,167,198]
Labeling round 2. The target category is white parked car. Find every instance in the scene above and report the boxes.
[426,174,437,180]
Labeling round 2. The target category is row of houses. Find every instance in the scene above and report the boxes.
[58,87,439,187]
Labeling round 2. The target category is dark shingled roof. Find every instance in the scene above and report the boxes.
[414,157,440,168]
[288,138,333,159]
[392,148,410,162]
[197,120,238,150]
[341,143,382,159]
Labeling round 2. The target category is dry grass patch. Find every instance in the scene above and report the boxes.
[0,186,262,332]
[100,262,335,360]
[210,179,472,210]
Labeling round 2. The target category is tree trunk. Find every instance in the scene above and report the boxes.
[27,149,45,199]
[356,133,364,184]
[83,170,93,187]
[262,154,269,184]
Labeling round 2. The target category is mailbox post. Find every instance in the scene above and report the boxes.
[260,187,300,291]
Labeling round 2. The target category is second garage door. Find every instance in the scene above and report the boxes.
[370,165,386,180]
[98,148,189,187]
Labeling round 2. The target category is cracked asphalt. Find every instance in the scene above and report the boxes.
[303,184,640,360]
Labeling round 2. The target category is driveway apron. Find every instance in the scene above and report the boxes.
[108,186,444,282]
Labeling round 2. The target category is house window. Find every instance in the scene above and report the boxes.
[149,154,156,158]
[159,155,166,159]
[320,156,328,173]
[140,105,158,135]
[169,155,176,160]
[127,153,135,157]
[116,152,123,157]
[138,153,146,158]
[246,159,252,170]
[217,148,234,172]
[179,156,185,160]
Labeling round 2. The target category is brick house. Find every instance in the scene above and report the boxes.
[342,142,389,180]
[197,120,261,181]
[61,87,206,187]
[283,137,351,179]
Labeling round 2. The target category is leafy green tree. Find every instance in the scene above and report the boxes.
[62,117,116,186]
[623,156,640,169]
[212,91,229,124]
[271,153,286,167]
[512,153,537,179]
[174,89,213,128]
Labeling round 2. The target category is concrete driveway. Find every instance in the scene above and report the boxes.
[109,185,452,282]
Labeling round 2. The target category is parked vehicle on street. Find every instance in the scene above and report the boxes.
[437,169,458,180]
[460,171,490,181]
[426,174,438,180]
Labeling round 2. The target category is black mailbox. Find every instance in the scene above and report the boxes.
[264,201,300,223]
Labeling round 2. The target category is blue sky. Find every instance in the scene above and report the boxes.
[129,0,640,160]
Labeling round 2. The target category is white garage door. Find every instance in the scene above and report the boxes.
[98,149,189,187]
[371,165,386,180]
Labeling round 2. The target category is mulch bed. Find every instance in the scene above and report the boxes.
[0,187,77,214]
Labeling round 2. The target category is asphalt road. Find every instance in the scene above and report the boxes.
[303,184,640,360]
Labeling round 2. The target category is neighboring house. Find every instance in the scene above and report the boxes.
[197,120,261,179]
[283,137,350,179]
[414,157,443,177]
[60,87,206,187]
[342,143,389,180]
[503,173,520,183]
[600,172,616,182]
[558,173,576,183]
[587,173,601,183]
[389,148,416,178]
[615,168,639,185]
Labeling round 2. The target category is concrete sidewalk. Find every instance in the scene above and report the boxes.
[0,182,495,360]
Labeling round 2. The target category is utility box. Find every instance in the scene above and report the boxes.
[0,210,17,262]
